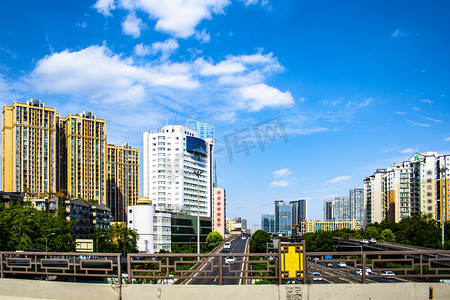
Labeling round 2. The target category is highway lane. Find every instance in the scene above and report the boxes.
[308,262,407,284]
[186,237,248,285]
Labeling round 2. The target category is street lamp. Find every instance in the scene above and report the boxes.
[96,234,106,253]
[439,167,448,249]
[194,170,203,259]
[45,233,55,252]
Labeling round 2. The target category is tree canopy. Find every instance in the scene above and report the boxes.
[0,202,74,251]
[250,230,271,253]
[94,223,138,254]
[205,231,224,251]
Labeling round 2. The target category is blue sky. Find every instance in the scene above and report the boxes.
[1,0,450,226]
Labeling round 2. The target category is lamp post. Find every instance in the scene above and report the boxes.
[194,170,203,259]
[96,234,105,253]
[45,233,55,252]
[439,167,448,249]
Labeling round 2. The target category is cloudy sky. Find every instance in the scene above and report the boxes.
[1,0,450,226]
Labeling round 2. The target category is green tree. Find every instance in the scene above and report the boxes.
[205,231,224,251]
[365,226,380,239]
[0,202,74,251]
[95,223,138,254]
[250,230,271,253]
[380,229,395,242]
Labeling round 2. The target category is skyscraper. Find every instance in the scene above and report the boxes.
[143,125,214,217]
[364,151,450,225]
[334,196,350,221]
[274,200,292,234]
[290,198,307,228]
[186,119,217,187]
[323,200,335,221]
[62,111,107,204]
[261,214,275,233]
[349,188,365,225]
[106,143,140,222]
[2,99,59,194]
[2,99,139,220]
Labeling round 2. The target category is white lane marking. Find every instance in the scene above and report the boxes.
[185,251,218,285]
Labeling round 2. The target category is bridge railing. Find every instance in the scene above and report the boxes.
[127,253,279,285]
[0,251,121,282]
[305,250,450,283]
[1,249,450,284]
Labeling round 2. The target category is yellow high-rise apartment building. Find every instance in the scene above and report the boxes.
[62,111,107,204]
[107,143,140,222]
[3,99,139,220]
[2,99,59,194]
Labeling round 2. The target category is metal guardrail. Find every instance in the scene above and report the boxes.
[0,252,121,282]
[1,249,450,285]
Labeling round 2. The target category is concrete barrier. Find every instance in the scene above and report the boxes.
[0,279,120,300]
[1,279,449,300]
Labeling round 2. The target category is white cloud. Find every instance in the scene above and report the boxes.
[270,180,289,187]
[238,83,294,111]
[28,45,199,104]
[273,168,293,178]
[444,137,450,142]
[345,98,373,109]
[26,45,291,113]
[199,60,246,76]
[135,39,179,60]
[194,29,211,43]
[400,148,416,154]
[94,0,116,16]
[421,99,433,104]
[326,176,352,184]
[424,117,443,123]
[406,120,431,127]
[134,43,152,56]
[412,107,420,111]
[391,29,409,38]
[122,13,145,38]
[286,127,330,135]
[239,0,270,8]
[95,0,231,38]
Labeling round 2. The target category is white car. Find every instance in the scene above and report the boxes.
[365,267,372,273]
[356,269,370,276]
[326,262,334,267]
[360,239,369,244]
[338,262,347,268]
[380,271,396,278]
[369,238,377,244]
[312,272,323,281]
[223,242,231,249]
[224,256,235,264]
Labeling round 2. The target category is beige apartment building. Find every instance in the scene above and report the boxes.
[300,219,361,234]
[364,151,450,226]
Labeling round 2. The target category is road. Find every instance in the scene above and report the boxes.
[308,261,407,284]
[186,237,248,285]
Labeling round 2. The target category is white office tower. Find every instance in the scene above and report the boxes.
[143,125,214,217]
[127,197,172,253]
